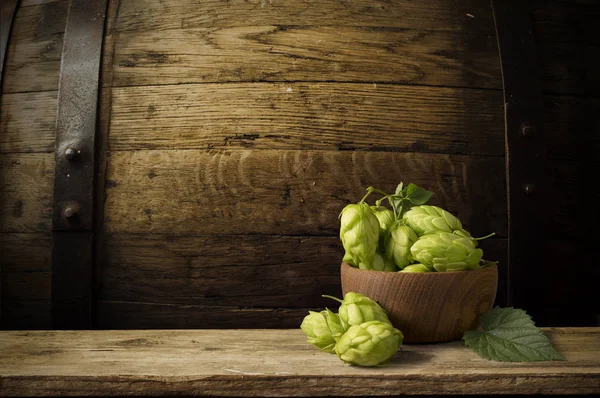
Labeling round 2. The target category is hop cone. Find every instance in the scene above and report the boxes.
[399,263,433,273]
[300,309,347,354]
[337,292,390,327]
[335,321,404,366]
[371,205,396,252]
[384,224,418,269]
[410,232,483,272]
[370,206,395,234]
[371,252,397,272]
[339,203,380,269]
[403,205,465,235]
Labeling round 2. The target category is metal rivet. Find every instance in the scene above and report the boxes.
[63,206,78,220]
[521,124,533,137]
[524,184,535,195]
[65,147,79,160]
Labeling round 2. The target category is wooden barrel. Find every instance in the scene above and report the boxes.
[0,0,597,329]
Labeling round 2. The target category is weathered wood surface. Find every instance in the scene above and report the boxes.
[108,0,496,34]
[2,89,595,158]
[109,26,500,88]
[0,328,599,396]
[109,83,504,155]
[0,234,52,329]
[0,153,53,233]
[0,91,57,153]
[103,150,507,236]
[97,302,311,329]
[3,0,597,96]
[97,235,508,325]
[1,0,67,94]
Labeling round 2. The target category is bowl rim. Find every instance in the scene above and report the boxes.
[341,260,498,276]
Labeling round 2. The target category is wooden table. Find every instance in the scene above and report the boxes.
[1,328,599,396]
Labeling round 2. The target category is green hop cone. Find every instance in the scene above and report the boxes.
[371,205,396,253]
[403,205,469,236]
[384,224,418,269]
[342,251,355,267]
[371,252,397,272]
[410,231,483,272]
[325,292,391,327]
[335,321,404,366]
[339,203,380,269]
[300,308,347,354]
[370,206,395,235]
[399,263,433,273]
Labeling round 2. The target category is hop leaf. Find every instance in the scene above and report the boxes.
[463,307,564,362]
[335,321,403,366]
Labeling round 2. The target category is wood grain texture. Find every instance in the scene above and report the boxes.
[110,26,500,88]
[1,0,67,94]
[103,150,507,237]
[341,262,497,343]
[109,83,505,155]
[97,235,507,318]
[97,301,311,329]
[0,154,54,233]
[0,91,57,153]
[0,234,52,329]
[109,0,496,34]
[98,234,343,308]
[0,233,51,273]
[0,329,599,396]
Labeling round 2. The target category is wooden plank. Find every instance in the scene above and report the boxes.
[98,234,343,308]
[110,26,501,88]
[98,234,507,312]
[0,91,57,153]
[1,271,50,301]
[0,153,54,233]
[1,0,67,94]
[97,301,310,329]
[109,83,505,155]
[0,233,51,272]
[110,0,496,34]
[20,0,62,6]
[0,233,52,329]
[103,150,508,237]
[1,329,599,396]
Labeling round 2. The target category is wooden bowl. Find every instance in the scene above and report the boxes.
[340,262,498,343]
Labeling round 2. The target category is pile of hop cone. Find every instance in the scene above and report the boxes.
[340,183,494,273]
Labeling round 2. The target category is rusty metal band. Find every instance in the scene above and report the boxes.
[491,0,546,308]
[52,0,109,329]
[0,0,19,83]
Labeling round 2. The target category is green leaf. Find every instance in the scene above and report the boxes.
[463,307,564,362]
[406,185,433,205]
